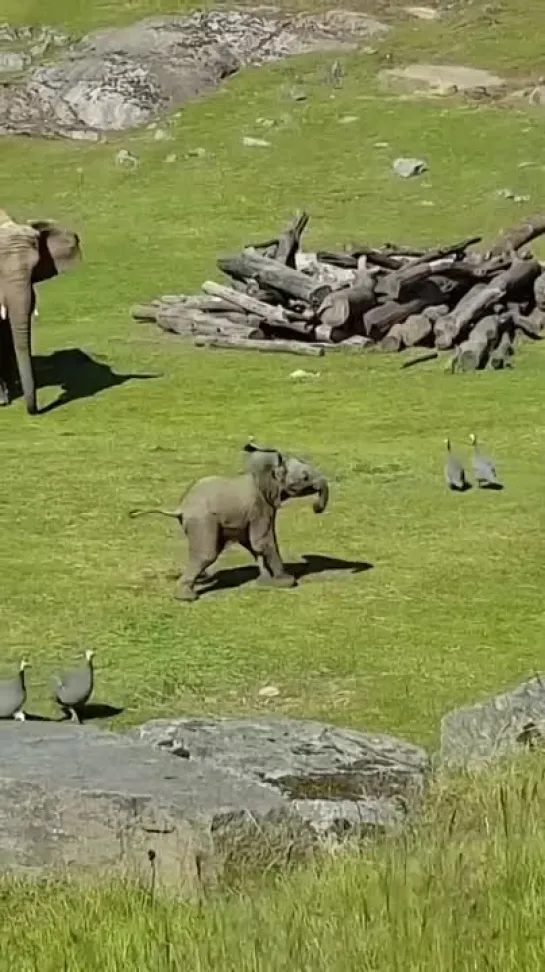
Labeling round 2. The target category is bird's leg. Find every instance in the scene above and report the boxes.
[13,710,25,722]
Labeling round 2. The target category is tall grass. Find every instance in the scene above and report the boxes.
[2,756,545,971]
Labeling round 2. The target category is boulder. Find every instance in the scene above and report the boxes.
[378,63,506,96]
[0,721,305,891]
[132,716,431,836]
[0,11,389,139]
[440,675,545,769]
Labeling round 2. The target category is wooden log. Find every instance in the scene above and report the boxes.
[345,246,404,270]
[510,306,545,339]
[423,304,449,322]
[313,335,373,351]
[452,313,508,372]
[434,259,541,349]
[156,308,262,339]
[316,251,359,269]
[534,271,545,310]
[274,211,309,267]
[217,252,331,308]
[316,277,376,332]
[201,280,312,337]
[400,313,434,347]
[375,257,459,301]
[131,303,160,321]
[489,330,514,369]
[380,320,406,352]
[363,297,427,340]
[313,321,349,344]
[194,336,325,357]
[489,214,545,256]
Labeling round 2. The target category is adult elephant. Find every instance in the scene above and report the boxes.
[0,210,81,415]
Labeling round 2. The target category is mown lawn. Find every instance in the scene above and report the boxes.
[1,0,544,744]
[1,0,545,968]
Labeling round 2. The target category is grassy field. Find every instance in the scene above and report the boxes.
[1,0,545,965]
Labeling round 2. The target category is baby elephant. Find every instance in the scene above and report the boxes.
[130,443,295,602]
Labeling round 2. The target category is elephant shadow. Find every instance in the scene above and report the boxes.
[199,553,373,597]
[32,348,159,413]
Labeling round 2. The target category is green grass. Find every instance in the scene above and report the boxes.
[3,755,545,971]
[1,0,545,964]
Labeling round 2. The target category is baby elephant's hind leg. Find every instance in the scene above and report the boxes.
[175,518,222,602]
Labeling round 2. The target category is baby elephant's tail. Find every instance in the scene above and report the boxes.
[129,507,183,522]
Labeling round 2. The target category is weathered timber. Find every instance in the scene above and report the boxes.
[316,251,359,270]
[201,281,312,337]
[317,277,376,332]
[346,245,404,270]
[510,306,545,339]
[275,211,309,267]
[400,313,434,348]
[422,304,449,323]
[375,257,458,301]
[131,303,160,321]
[434,259,541,349]
[380,320,406,352]
[534,272,545,310]
[489,214,545,256]
[194,336,325,357]
[452,313,508,372]
[313,335,373,351]
[363,298,427,341]
[156,308,262,339]
[489,330,514,369]
[218,252,331,308]
[313,321,349,344]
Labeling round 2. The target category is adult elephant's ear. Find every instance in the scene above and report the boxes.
[28,222,81,282]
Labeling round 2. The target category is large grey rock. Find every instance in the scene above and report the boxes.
[0,11,389,139]
[133,716,431,836]
[0,722,306,891]
[440,676,545,769]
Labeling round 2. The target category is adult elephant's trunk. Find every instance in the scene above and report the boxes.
[312,475,329,513]
[5,281,37,415]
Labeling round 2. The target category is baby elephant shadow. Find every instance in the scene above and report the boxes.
[201,553,373,596]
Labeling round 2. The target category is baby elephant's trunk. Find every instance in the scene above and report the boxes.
[312,475,329,514]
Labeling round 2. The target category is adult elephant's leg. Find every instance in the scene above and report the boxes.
[249,518,296,589]
[0,321,11,405]
[175,518,223,602]
[5,282,36,415]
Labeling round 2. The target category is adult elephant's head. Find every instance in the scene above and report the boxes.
[0,211,81,415]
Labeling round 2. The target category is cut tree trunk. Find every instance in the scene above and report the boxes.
[194,335,325,356]
[363,297,427,340]
[201,280,312,337]
[489,330,514,369]
[375,257,459,301]
[452,313,508,371]
[380,320,406,352]
[489,214,545,256]
[217,252,332,308]
[434,259,541,349]
[316,277,376,332]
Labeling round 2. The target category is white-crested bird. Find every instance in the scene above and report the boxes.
[469,433,503,489]
[444,438,468,491]
[52,649,95,723]
[0,660,30,720]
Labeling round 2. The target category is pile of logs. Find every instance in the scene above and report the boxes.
[131,212,545,370]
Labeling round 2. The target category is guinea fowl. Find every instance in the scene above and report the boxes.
[53,649,95,723]
[444,438,468,491]
[469,434,503,489]
[0,660,30,720]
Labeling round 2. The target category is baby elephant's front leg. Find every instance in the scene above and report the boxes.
[249,520,296,589]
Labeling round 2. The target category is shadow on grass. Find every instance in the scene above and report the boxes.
[198,553,373,597]
[33,348,159,413]
[24,703,124,723]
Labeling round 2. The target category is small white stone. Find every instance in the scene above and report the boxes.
[258,685,280,698]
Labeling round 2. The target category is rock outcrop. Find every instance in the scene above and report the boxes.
[0,11,389,140]
[133,716,431,836]
[0,716,429,888]
[440,675,545,769]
